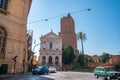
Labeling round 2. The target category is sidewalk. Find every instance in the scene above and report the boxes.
[0,74,15,78]
[0,72,31,78]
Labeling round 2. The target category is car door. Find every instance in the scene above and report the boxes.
[99,68,106,77]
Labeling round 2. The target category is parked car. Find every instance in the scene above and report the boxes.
[49,66,56,73]
[94,66,120,80]
[32,66,49,75]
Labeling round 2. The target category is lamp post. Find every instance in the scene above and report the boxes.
[23,48,26,74]
[12,55,17,74]
[31,43,40,70]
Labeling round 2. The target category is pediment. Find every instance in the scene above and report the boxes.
[41,31,59,39]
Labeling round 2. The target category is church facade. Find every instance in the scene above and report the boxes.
[0,0,32,74]
[39,31,62,70]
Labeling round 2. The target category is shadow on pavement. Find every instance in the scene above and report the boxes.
[0,72,55,80]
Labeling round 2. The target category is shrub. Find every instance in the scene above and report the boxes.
[114,63,120,71]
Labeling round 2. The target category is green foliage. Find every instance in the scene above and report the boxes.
[72,63,84,71]
[77,32,87,41]
[85,56,94,63]
[77,53,84,65]
[76,32,87,55]
[62,46,75,64]
[101,52,110,63]
[72,63,93,72]
[77,53,94,67]
[114,63,120,71]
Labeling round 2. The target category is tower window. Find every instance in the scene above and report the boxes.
[0,0,8,10]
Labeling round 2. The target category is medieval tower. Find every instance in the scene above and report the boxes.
[59,13,79,57]
[0,0,32,74]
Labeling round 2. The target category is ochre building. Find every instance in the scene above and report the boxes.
[0,0,32,74]
[59,13,79,57]
[91,55,120,67]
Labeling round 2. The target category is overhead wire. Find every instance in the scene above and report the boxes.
[27,8,91,24]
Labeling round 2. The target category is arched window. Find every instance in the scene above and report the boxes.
[42,56,46,65]
[49,56,52,64]
[55,56,59,64]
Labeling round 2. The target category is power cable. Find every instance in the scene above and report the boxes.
[28,8,91,24]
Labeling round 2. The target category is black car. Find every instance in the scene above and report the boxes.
[32,66,49,75]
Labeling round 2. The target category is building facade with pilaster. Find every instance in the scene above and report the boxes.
[0,0,32,74]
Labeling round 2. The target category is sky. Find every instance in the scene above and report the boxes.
[27,0,120,57]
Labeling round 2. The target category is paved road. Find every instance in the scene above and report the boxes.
[44,71,105,80]
[0,71,105,80]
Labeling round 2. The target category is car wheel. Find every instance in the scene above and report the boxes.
[40,71,44,75]
[95,74,98,79]
[47,72,49,74]
[38,71,42,75]
[32,73,35,75]
[107,76,111,80]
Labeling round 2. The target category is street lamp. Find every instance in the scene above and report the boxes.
[31,43,40,70]
[12,55,17,74]
[23,48,26,74]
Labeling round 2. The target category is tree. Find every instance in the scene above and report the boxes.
[77,32,87,66]
[77,53,84,65]
[78,53,94,67]
[77,32,87,55]
[101,52,110,63]
[62,46,75,64]
[85,56,93,63]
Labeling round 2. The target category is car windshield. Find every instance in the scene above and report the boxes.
[105,68,114,71]
[49,67,55,69]
[37,66,43,69]
[104,66,114,71]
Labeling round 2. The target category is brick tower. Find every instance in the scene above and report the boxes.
[59,13,79,57]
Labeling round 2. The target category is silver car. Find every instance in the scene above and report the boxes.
[49,66,56,73]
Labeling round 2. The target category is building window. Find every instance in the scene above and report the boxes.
[0,0,8,10]
[55,56,59,64]
[0,27,6,53]
[49,42,52,50]
[0,26,6,59]
[43,48,46,50]
[42,56,46,65]
[49,56,52,64]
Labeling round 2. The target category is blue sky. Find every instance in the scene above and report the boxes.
[27,0,120,56]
